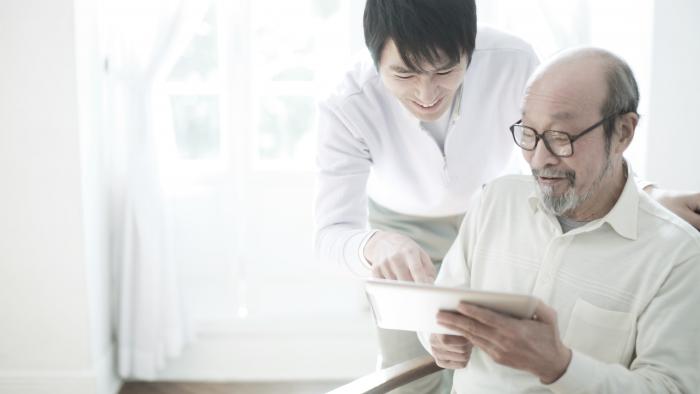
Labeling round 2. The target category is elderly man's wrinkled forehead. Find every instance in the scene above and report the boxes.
[522,50,610,120]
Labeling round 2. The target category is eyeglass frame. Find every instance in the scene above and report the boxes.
[509,113,621,158]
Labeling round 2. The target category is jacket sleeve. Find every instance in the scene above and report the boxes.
[314,98,375,275]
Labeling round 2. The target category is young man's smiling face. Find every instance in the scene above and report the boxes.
[378,39,467,122]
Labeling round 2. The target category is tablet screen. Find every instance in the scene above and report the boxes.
[365,279,539,335]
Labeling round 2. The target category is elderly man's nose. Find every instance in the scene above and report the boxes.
[529,138,559,167]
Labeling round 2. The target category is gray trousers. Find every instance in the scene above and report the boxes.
[368,199,465,394]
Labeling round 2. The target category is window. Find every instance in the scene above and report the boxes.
[160,4,224,164]
[157,0,364,174]
[248,0,359,170]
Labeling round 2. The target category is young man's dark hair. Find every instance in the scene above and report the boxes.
[363,0,477,71]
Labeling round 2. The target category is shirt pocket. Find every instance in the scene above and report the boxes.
[563,298,634,364]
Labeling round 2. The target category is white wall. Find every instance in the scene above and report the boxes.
[646,0,700,190]
[0,0,118,393]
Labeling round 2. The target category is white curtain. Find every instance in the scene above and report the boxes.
[102,0,212,379]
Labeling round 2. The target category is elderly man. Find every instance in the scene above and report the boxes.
[419,48,700,393]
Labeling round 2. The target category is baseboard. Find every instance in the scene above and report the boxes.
[0,343,121,394]
[96,342,122,394]
[0,372,100,394]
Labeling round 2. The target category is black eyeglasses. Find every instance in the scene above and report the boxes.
[509,114,619,157]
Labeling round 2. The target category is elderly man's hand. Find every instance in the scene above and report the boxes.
[437,301,572,384]
[363,231,436,283]
[429,333,472,369]
[647,188,700,230]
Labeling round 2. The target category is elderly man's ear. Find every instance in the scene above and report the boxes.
[612,112,639,154]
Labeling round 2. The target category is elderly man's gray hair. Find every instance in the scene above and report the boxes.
[600,51,640,149]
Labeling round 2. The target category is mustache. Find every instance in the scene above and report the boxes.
[532,167,576,185]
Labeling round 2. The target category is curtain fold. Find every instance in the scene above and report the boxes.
[102,0,212,379]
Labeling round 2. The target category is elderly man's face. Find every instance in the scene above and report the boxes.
[520,61,618,218]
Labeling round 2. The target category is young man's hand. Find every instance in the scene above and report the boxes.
[647,188,700,230]
[429,333,472,369]
[363,231,436,282]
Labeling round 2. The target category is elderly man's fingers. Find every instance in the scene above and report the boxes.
[441,333,471,346]
[431,334,471,353]
[457,302,511,329]
[466,331,510,366]
[435,359,469,370]
[532,300,558,325]
[437,310,493,338]
[432,347,471,364]
[429,333,447,347]
[438,320,501,353]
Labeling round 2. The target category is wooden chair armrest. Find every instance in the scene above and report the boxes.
[327,355,443,394]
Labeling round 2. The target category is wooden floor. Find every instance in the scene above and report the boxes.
[119,381,346,394]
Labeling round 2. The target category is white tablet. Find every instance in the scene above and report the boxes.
[365,279,539,335]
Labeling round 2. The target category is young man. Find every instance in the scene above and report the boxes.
[315,1,700,392]
[422,47,700,393]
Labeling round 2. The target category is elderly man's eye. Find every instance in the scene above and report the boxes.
[547,133,571,147]
[521,132,536,143]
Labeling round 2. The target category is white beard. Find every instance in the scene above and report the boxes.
[534,156,613,217]
[537,184,583,216]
